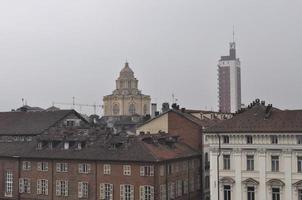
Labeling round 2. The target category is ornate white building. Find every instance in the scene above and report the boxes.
[205,99,302,200]
[103,62,151,116]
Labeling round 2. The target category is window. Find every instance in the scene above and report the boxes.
[271,156,279,172]
[298,189,302,200]
[123,165,131,176]
[139,185,154,200]
[271,135,278,144]
[223,185,231,200]
[159,165,165,176]
[78,182,88,198]
[19,178,31,193]
[113,104,120,115]
[5,170,13,197]
[56,163,68,172]
[223,136,230,144]
[22,161,31,171]
[246,155,254,171]
[298,156,302,172]
[64,142,69,150]
[182,161,188,171]
[100,183,113,200]
[37,162,48,171]
[140,165,154,176]
[183,179,188,194]
[272,188,280,200]
[205,176,210,189]
[223,155,231,170]
[167,164,173,175]
[37,142,43,150]
[66,120,75,127]
[168,182,175,199]
[297,136,302,144]
[176,180,182,197]
[56,180,68,196]
[79,163,91,174]
[37,179,48,195]
[189,176,195,192]
[246,136,253,144]
[103,164,111,175]
[120,184,134,200]
[128,104,136,115]
[247,187,255,200]
[160,184,166,200]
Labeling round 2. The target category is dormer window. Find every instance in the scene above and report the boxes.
[64,142,69,150]
[77,142,83,150]
[37,142,43,150]
[66,120,75,127]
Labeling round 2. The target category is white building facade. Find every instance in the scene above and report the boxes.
[205,101,302,200]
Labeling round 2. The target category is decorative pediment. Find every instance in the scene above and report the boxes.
[220,177,235,185]
[266,179,285,187]
[293,180,302,187]
[242,178,259,186]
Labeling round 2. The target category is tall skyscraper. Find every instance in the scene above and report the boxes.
[218,40,241,113]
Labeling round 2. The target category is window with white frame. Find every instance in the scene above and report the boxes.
[100,183,113,200]
[103,164,111,175]
[19,178,31,193]
[167,164,173,175]
[120,184,134,200]
[189,176,194,192]
[272,187,280,200]
[79,163,91,174]
[160,184,166,200]
[56,163,68,172]
[37,179,48,195]
[246,155,254,171]
[168,182,175,199]
[78,182,88,198]
[176,180,182,197]
[223,154,231,170]
[183,179,188,194]
[5,170,13,197]
[56,180,68,196]
[271,155,279,172]
[123,165,131,176]
[22,161,31,171]
[182,161,188,171]
[37,162,48,171]
[224,185,231,200]
[139,185,154,200]
[247,186,255,200]
[159,165,165,176]
[298,156,302,173]
[140,165,154,176]
[271,135,278,144]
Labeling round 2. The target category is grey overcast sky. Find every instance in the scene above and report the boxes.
[0,0,301,114]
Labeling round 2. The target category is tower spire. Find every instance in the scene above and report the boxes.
[232,25,235,43]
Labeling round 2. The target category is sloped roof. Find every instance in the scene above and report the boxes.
[0,110,87,136]
[138,109,219,129]
[205,103,302,133]
[0,134,200,162]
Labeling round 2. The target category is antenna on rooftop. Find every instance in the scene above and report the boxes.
[232,25,235,43]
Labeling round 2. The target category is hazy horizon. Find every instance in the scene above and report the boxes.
[0,0,301,115]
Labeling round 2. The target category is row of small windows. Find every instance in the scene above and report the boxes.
[222,135,302,144]
[6,175,154,200]
[22,161,155,176]
[223,185,290,200]
[222,154,302,172]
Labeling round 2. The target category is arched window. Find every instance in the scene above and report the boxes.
[113,104,120,115]
[129,104,136,115]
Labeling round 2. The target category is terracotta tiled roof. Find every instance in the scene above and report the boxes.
[205,103,302,133]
